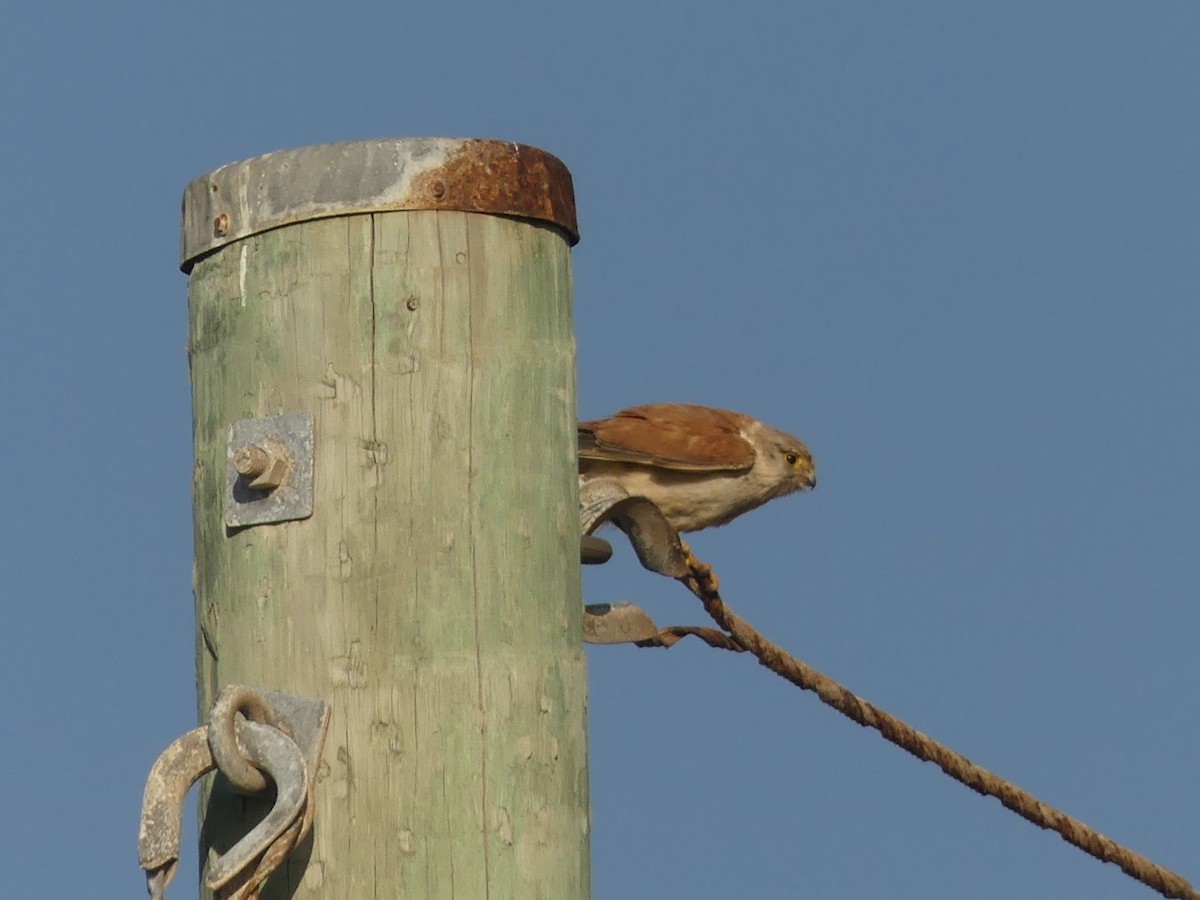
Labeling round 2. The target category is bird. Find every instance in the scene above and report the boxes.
[578,403,816,533]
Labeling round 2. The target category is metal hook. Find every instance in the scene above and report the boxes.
[208,685,283,794]
[139,687,329,900]
[203,719,308,890]
[578,477,690,644]
[213,786,316,900]
[139,727,211,898]
[579,476,687,577]
[580,534,613,565]
[582,601,661,644]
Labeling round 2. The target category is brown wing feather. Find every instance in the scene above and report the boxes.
[578,403,756,472]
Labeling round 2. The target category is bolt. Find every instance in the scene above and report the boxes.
[234,442,290,491]
[406,297,420,311]
[234,445,268,477]
[213,212,231,237]
[430,180,446,199]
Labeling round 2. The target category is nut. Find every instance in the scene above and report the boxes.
[234,442,291,491]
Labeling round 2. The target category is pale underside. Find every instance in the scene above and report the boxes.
[579,460,794,532]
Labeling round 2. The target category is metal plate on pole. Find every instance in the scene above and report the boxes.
[225,413,314,528]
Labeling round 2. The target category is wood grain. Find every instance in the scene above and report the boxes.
[188,209,588,899]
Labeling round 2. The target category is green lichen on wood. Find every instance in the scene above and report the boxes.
[188,210,588,899]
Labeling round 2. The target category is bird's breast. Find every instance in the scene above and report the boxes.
[580,462,773,532]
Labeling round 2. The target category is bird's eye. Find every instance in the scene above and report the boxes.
[785,452,799,466]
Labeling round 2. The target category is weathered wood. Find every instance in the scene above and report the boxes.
[187,144,588,898]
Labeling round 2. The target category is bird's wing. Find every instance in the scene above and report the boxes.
[578,403,756,473]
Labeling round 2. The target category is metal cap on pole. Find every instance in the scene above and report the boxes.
[181,138,579,272]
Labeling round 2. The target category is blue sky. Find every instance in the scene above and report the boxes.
[2,3,1198,898]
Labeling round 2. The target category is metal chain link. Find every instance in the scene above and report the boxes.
[138,686,329,900]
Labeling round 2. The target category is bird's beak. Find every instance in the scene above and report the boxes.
[802,473,817,490]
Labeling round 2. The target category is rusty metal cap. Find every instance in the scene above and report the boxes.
[180,137,579,272]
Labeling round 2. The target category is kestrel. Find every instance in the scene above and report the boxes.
[578,403,816,533]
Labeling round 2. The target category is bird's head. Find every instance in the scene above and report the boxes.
[747,421,817,497]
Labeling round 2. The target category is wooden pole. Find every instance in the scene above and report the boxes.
[182,139,589,899]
